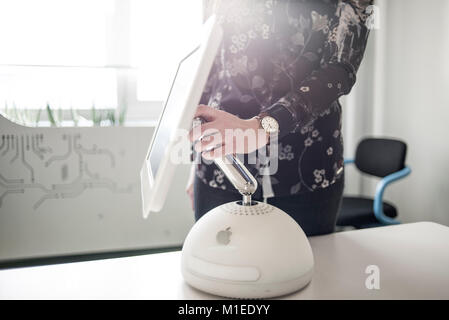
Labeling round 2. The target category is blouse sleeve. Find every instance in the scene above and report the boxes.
[262,0,373,138]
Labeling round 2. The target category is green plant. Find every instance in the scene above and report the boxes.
[2,101,129,127]
[91,104,102,126]
[70,108,79,126]
[118,104,127,126]
[34,108,42,126]
[106,109,116,126]
[46,103,58,126]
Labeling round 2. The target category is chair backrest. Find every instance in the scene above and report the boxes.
[355,138,407,178]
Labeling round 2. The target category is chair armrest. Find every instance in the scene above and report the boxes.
[373,166,412,225]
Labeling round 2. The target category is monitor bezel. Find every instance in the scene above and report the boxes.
[140,15,223,218]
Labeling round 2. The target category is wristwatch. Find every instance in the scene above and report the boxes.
[255,113,279,135]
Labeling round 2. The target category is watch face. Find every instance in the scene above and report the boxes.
[261,116,279,134]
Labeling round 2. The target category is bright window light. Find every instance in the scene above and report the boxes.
[130,0,202,101]
[0,66,117,110]
[0,0,203,115]
[0,0,115,110]
[0,0,110,66]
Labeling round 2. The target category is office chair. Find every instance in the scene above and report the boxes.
[337,138,411,229]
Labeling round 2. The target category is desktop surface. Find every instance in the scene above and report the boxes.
[1,222,448,299]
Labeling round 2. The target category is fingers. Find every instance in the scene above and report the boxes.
[202,144,228,160]
[193,131,223,153]
[189,122,219,142]
[189,105,228,142]
[189,105,233,159]
[194,104,220,122]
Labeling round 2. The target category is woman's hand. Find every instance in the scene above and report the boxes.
[188,105,269,160]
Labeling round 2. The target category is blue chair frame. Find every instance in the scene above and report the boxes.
[344,159,411,225]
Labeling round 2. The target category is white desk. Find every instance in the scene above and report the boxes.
[1,222,449,299]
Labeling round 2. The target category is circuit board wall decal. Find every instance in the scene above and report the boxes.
[0,132,131,210]
[0,115,194,262]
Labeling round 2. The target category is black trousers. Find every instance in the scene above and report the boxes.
[194,176,344,237]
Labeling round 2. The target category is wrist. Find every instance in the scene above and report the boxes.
[255,112,279,136]
[247,117,270,148]
[246,117,261,131]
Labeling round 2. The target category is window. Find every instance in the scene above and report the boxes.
[0,0,203,123]
[131,0,202,102]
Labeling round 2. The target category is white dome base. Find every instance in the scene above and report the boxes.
[181,201,314,299]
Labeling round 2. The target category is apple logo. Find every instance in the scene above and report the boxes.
[216,227,232,245]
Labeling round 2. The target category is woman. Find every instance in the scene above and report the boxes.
[187,0,373,236]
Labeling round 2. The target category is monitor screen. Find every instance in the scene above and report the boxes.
[147,46,200,178]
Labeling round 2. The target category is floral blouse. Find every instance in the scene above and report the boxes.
[196,0,373,198]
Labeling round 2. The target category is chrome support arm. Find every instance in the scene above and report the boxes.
[214,155,258,205]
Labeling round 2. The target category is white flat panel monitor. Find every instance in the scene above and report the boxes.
[140,16,223,218]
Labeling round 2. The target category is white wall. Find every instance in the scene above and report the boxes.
[0,115,194,261]
[341,23,376,195]
[345,0,449,226]
[380,0,449,225]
